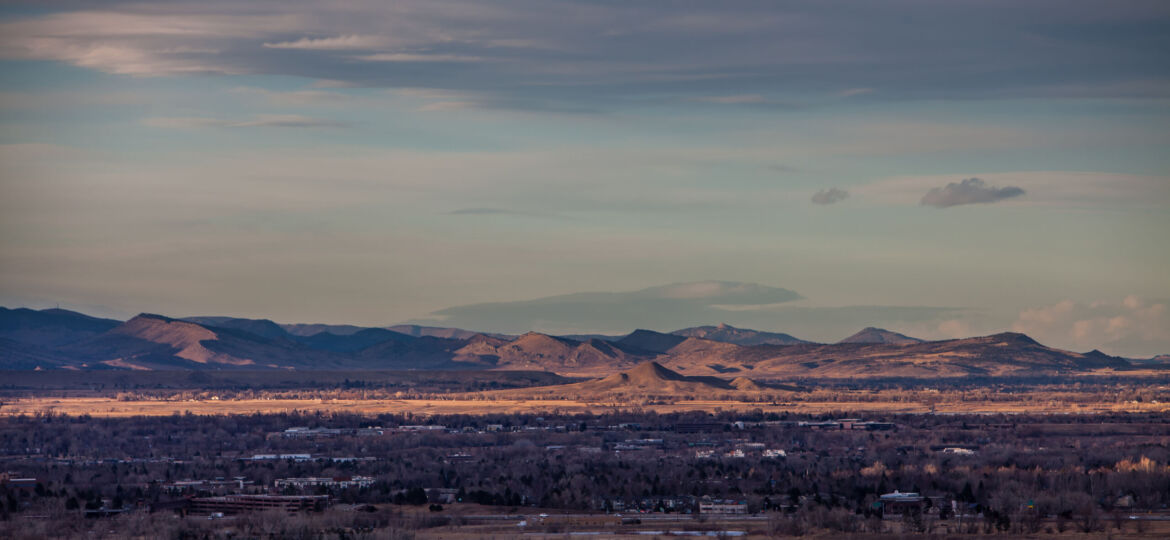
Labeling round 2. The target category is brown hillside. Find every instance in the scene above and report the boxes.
[453,332,647,374]
[66,314,346,370]
[497,361,777,398]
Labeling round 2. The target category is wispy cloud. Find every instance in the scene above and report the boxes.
[811,187,849,205]
[919,178,1025,208]
[695,94,768,105]
[3,1,1166,106]
[356,53,482,63]
[835,88,873,98]
[263,35,388,50]
[143,114,348,129]
[230,87,353,105]
[1012,296,1170,357]
[448,207,561,219]
[857,172,1169,209]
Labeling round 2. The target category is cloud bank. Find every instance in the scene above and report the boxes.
[2,1,1168,111]
[811,187,849,205]
[411,280,961,337]
[920,178,1025,208]
[1012,296,1169,358]
[143,115,348,129]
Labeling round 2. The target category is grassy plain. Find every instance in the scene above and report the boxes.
[3,395,1167,417]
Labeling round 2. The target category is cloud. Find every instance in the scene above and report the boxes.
[418,101,477,112]
[835,88,873,98]
[142,114,348,129]
[2,1,1168,109]
[415,281,805,333]
[263,35,388,50]
[857,171,1169,209]
[695,94,768,104]
[450,208,517,215]
[410,280,960,337]
[230,87,353,105]
[1011,296,1170,358]
[919,177,1025,208]
[356,53,482,63]
[811,187,848,205]
[448,207,551,217]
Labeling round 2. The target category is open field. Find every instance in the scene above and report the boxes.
[4,395,1168,417]
[0,369,573,393]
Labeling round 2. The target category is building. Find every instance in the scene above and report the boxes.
[187,495,328,515]
[395,425,446,432]
[674,422,725,433]
[799,421,841,430]
[248,453,312,461]
[0,472,37,493]
[274,476,374,490]
[699,498,748,514]
[879,491,926,516]
[162,477,254,494]
[942,447,976,456]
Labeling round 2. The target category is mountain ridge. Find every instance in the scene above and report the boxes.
[0,306,1136,379]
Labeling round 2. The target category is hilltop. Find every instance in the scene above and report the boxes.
[672,323,810,345]
[493,361,788,398]
[839,327,923,345]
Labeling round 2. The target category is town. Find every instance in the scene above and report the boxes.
[2,410,1168,538]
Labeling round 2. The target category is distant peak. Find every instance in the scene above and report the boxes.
[131,313,175,322]
[839,327,923,345]
[987,332,1039,345]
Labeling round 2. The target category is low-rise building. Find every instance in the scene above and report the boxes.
[162,477,254,494]
[186,494,328,515]
[879,490,926,516]
[699,498,748,514]
[248,453,312,461]
[942,447,976,455]
[275,476,374,490]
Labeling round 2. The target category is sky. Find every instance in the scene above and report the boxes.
[0,1,1167,356]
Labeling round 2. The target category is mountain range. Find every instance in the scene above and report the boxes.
[0,306,1148,378]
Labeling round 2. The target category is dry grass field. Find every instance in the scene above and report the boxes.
[3,395,1167,417]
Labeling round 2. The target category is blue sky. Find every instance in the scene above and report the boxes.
[0,1,1167,355]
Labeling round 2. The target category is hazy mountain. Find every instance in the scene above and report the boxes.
[838,327,924,345]
[60,314,346,370]
[0,337,76,370]
[413,281,805,334]
[298,328,412,353]
[671,323,810,346]
[280,323,372,337]
[354,335,471,369]
[616,329,688,353]
[182,316,293,341]
[558,333,624,342]
[389,324,510,340]
[1,307,121,349]
[0,306,1135,378]
[1127,354,1170,366]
